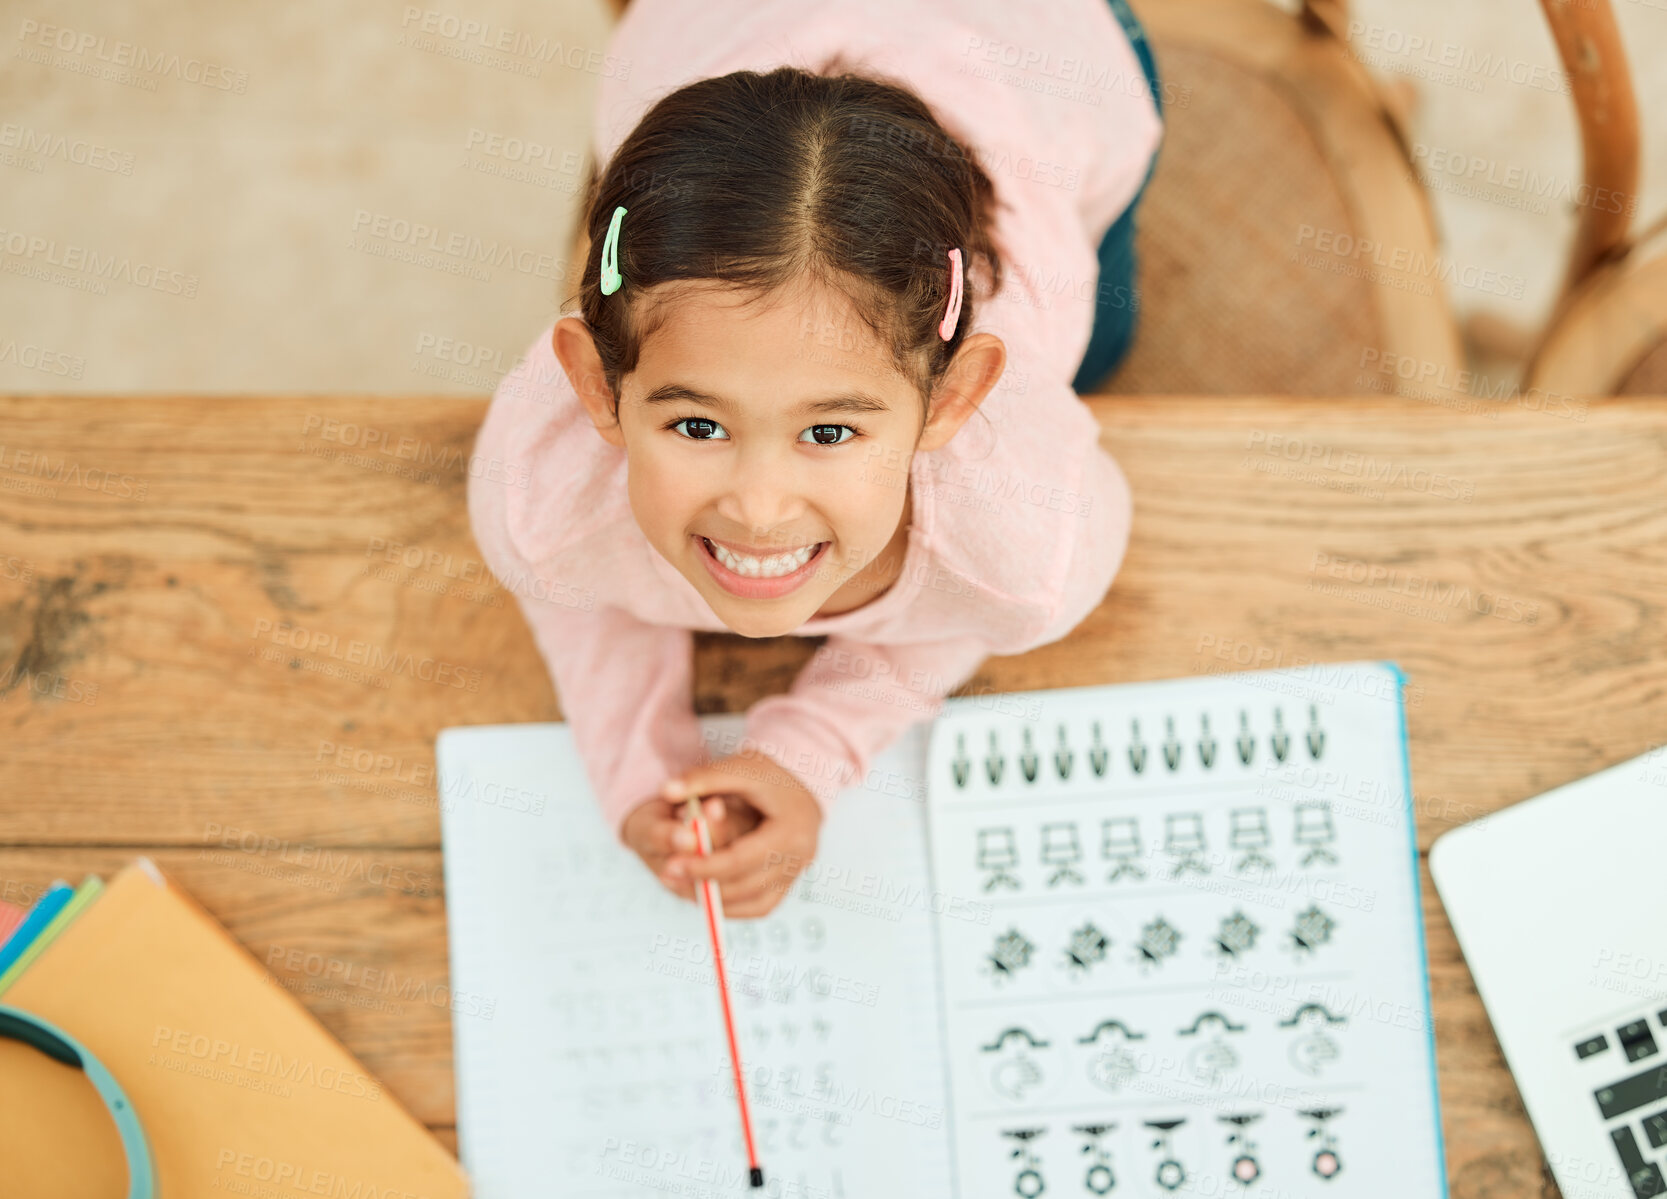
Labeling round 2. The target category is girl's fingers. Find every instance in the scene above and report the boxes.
[653,796,725,852]
[713,870,775,907]
[654,823,684,862]
[695,807,728,848]
[657,871,696,903]
[723,888,788,919]
[681,875,762,913]
[720,883,790,918]
[676,824,782,883]
[627,799,687,854]
[706,809,758,852]
[731,801,764,838]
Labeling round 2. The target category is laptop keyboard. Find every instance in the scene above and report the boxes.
[1578,1007,1667,1197]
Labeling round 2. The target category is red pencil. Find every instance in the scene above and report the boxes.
[682,791,764,1189]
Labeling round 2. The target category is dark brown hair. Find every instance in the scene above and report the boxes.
[573,60,1007,431]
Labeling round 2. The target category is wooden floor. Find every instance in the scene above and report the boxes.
[2,391,1664,1195]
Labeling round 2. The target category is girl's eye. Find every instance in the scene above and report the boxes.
[800,424,858,446]
[668,417,729,441]
[665,418,859,446]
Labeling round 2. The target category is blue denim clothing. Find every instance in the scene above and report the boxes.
[1071,0,1164,393]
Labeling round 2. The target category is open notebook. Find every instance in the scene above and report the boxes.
[438,661,1445,1198]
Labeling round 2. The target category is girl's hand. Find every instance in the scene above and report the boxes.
[622,791,758,896]
[658,748,823,918]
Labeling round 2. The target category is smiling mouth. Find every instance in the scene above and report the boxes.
[700,536,827,579]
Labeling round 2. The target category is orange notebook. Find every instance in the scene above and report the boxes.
[0,858,470,1198]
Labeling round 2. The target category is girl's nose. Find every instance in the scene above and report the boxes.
[719,460,806,536]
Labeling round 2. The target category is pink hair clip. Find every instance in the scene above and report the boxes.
[938,247,964,341]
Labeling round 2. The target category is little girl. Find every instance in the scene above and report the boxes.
[468,0,1164,917]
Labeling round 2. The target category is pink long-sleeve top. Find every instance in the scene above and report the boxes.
[467,0,1160,838]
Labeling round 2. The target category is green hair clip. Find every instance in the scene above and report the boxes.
[599,204,626,295]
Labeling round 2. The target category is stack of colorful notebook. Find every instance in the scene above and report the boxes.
[0,896,28,943]
[0,858,471,1197]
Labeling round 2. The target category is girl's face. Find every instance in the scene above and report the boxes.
[558,277,1003,639]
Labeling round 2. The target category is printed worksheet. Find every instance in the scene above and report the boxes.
[923,662,1445,1198]
[438,716,955,1199]
[439,662,1444,1198]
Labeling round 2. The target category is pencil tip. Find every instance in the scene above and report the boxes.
[750,1167,765,1188]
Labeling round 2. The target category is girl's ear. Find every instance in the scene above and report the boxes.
[552,316,626,448]
[918,333,1007,454]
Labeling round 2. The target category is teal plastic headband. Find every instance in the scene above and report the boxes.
[0,1003,155,1198]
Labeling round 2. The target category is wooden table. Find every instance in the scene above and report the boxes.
[2,392,1662,1195]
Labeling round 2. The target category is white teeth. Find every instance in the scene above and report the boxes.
[706,538,819,578]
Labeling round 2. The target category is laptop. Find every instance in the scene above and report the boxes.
[1430,747,1667,1199]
